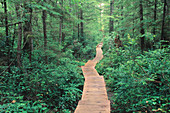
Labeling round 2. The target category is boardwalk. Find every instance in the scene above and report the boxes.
[74,42,110,113]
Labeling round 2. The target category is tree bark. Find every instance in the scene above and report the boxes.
[78,13,80,40]
[161,0,166,41]
[42,9,48,64]
[4,0,10,72]
[62,27,65,42]
[153,0,157,35]
[12,25,16,51]
[140,0,145,53]
[23,2,33,63]
[133,14,135,37]
[61,0,65,43]
[109,0,114,34]
[59,16,63,43]
[15,4,22,68]
[29,6,33,63]
[99,3,102,28]
[4,0,8,45]
[59,0,64,43]
[80,9,84,37]
[121,4,124,37]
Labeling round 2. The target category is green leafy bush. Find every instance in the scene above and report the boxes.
[0,56,84,112]
[96,42,170,112]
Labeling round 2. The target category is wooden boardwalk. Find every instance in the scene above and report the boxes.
[74,42,110,113]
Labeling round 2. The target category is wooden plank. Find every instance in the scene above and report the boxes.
[76,105,109,111]
[75,109,110,113]
[74,42,110,113]
[78,100,110,105]
[82,90,107,94]
[82,96,108,100]
[85,76,104,79]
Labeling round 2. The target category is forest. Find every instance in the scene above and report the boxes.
[0,0,169,112]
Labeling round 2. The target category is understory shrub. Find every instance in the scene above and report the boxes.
[0,57,84,113]
[96,42,170,112]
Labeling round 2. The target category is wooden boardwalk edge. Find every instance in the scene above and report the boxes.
[74,42,110,113]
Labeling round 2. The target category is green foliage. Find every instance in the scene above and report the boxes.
[96,40,170,112]
[0,57,84,112]
[0,0,169,112]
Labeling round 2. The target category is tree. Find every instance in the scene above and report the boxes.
[80,9,83,38]
[59,0,64,43]
[23,1,33,62]
[78,11,80,39]
[42,8,48,64]
[161,0,167,45]
[4,0,10,72]
[139,0,145,53]
[153,0,157,36]
[109,0,114,34]
[15,4,22,68]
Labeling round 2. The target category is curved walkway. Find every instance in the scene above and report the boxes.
[74,42,110,113]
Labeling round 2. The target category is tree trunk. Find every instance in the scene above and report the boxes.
[153,0,157,35]
[78,13,80,40]
[133,14,135,37]
[23,2,33,63]
[72,22,75,40]
[121,4,124,37]
[4,0,8,45]
[99,3,102,28]
[15,4,22,68]
[29,7,33,63]
[59,15,63,43]
[4,0,10,72]
[12,25,16,51]
[161,0,166,42]
[42,10,48,64]
[62,26,65,42]
[80,9,84,38]
[140,0,145,53]
[59,0,64,43]
[17,23,22,68]
[109,0,114,34]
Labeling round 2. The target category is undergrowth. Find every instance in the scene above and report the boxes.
[96,36,170,113]
[0,42,85,112]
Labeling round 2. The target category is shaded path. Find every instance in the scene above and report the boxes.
[74,42,110,113]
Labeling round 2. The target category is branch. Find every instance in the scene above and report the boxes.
[132,58,150,78]
[0,21,23,27]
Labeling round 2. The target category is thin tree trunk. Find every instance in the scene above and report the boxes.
[42,10,48,64]
[4,0,8,45]
[12,25,16,51]
[62,26,65,42]
[17,23,22,68]
[80,9,83,37]
[121,4,124,37]
[109,0,114,34]
[29,7,33,63]
[61,0,65,43]
[23,2,32,63]
[72,22,75,40]
[140,0,145,53]
[99,3,102,28]
[153,0,157,35]
[4,0,10,72]
[59,18,62,43]
[133,14,135,37]
[59,0,64,43]
[78,13,80,40]
[15,5,22,68]
[161,0,166,41]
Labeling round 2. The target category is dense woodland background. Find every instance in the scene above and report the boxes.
[0,0,169,112]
